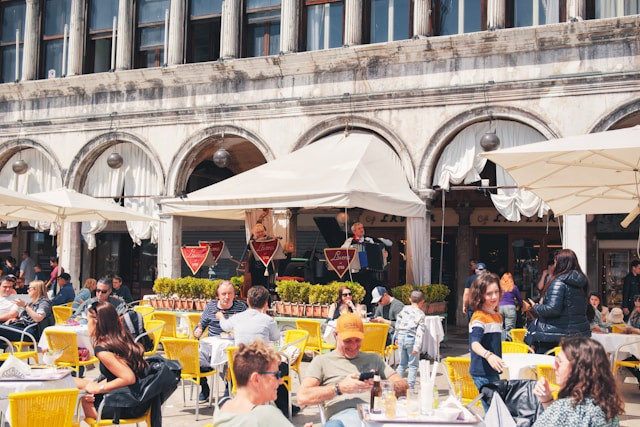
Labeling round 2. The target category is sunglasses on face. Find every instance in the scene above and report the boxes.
[96,289,110,294]
[342,292,352,297]
[259,371,281,379]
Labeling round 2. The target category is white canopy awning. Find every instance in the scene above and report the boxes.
[160,132,426,218]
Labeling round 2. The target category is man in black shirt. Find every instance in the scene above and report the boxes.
[623,260,640,317]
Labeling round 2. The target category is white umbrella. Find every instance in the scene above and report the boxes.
[481,126,640,227]
[0,186,45,221]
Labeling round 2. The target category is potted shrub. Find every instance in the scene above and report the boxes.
[391,284,450,314]
[276,280,311,317]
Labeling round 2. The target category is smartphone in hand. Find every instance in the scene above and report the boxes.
[359,371,375,381]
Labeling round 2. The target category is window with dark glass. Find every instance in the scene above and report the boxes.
[245,0,281,57]
[41,0,71,79]
[304,0,344,51]
[506,0,563,28]
[85,0,119,73]
[366,0,411,44]
[187,0,222,63]
[135,0,169,69]
[590,0,640,19]
[0,0,25,83]
[431,0,485,36]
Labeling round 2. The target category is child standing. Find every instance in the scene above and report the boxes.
[393,289,426,388]
[469,272,505,407]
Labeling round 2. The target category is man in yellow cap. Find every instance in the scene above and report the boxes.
[298,313,407,426]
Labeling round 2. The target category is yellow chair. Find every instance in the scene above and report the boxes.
[53,305,73,325]
[84,404,152,426]
[226,346,239,395]
[152,311,188,339]
[0,336,37,363]
[187,312,208,338]
[133,304,154,319]
[134,319,165,358]
[45,329,99,375]
[9,388,78,427]
[444,357,480,407]
[509,328,526,344]
[0,323,39,354]
[361,323,389,358]
[535,364,559,399]
[501,341,533,354]
[612,338,640,375]
[295,319,335,355]
[611,323,627,334]
[544,346,562,356]
[161,338,217,421]
[282,329,309,382]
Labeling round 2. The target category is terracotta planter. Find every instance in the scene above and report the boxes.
[425,301,447,314]
[274,301,284,315]
[320,304,330,319]
[312,305,322,318]
[149,298,159,309]
[283,302,292,316]
[195,299,207,311]
[291,303,302,317]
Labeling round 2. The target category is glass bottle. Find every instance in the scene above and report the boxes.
[370,374,382,413]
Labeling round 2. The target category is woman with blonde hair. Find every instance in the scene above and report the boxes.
[498,272,523,340]
[72,278,97,310]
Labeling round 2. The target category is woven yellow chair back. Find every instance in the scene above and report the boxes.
[444,357,479,404]
[611,323,627,334]
[536,364,557,386]
[161,338,200,378]
[133,305,154,317]
[152,312,178,338]
[45,329,80,365]
[143,319,165,356]
[187,313,208,337]
[85,405,152,426]
[226,346,239,395]
[501,341,532,354]
[295,319,324,353]
[9,388,78,427]
[361,323,389,358]
[284,329,309,375]
[544,346,562,356]
[53,306,72,325]
[509,328,526,344]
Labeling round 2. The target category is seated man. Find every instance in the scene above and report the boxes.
[0,276,19,323]
[51,273,76,306]
[298,313,408,426]
[112,276,134,304]
[370,286,405,343]
[218,285,279,346]
[73,277,125,318]
[194,280,247,402]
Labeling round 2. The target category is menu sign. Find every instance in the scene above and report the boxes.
[324,248,357,279]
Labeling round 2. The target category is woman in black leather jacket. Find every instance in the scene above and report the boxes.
[529,249,591,354]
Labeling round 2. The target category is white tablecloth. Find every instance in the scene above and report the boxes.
[200,336,235,367]
[501,353,554,380]
[39,325,93,355]
[0,374,77,425]
[591,332,640,359]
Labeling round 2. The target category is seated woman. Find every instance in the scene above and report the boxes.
[213,339,304,426]
[327,286,365,320]
[2,280,52,341]
[626,295,640,332]
[533,336,624,426]
[74,302,150,420]
[589,292,609,330]
[72,278,97,311]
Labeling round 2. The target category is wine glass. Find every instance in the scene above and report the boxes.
[42,349,64,373]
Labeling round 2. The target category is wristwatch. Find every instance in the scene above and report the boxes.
[334,383,342,396]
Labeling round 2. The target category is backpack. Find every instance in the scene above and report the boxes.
[122,310,153,352]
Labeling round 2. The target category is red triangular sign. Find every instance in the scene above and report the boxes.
[324,248,357,279]
[180,246,210,275]
[250,239,279,270]
[199,241,225,263]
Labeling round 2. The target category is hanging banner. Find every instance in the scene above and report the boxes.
[249,239,280,270]
[324,248,357,279]
[180,246,210,275]
[198,241,231,263]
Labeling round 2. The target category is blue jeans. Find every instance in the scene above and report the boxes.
[396,334,419,388]
[471,374,500,412]
[325,408,361,426]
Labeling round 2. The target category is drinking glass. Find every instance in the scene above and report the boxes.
[451,380,463,402]
[381,380,396,419]
[407,388,420,418]
[42,349,64,373]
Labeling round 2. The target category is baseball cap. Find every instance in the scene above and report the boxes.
[475,263,487,272]
[336,313,364,340]
[371,286,387,304]
[59,273,71,281]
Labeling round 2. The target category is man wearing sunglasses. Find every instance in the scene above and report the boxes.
[73,277,125,318]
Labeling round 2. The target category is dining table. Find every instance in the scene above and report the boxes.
[500,353,555,380]
[200,335,236,406]
[591,332,640,360]
[38,324,93,355]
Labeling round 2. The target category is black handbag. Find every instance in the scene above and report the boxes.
[523,318,539,346]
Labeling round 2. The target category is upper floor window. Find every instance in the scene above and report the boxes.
[432,0,486,35]
[592,0,640,18]
[367,0,411,44]
[245,0,281,57]
[86,0,119,73]
[508,0,562,28]
[41,0,71,79]
[305,0,344,51]
[135,0,169,69]
[1,0,25,83]
[187,0,222,63]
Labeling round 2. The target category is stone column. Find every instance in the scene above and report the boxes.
[455,204,473,326]
[413,0,430,38]
[67,0,86,76]
[167,0,185,65]
[61,223,82,289]
[157,215,183,278]
[280,0,299,53]
[116,0,133,70]
[487,0,505,30]
[562,215,587,273]
[566,0,586,21]
[220,0,240,59]
[343,0,362,46]
[21,0,40,81]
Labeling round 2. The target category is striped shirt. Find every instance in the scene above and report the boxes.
[468,309,502,377]
[198,300,247,337]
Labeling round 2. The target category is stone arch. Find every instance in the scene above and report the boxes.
[418,106,559,188]
[167,124,273,196]
[67,131,165,192]
[590,98,640,133]
[294,115,417,186]
[0,138,62,180]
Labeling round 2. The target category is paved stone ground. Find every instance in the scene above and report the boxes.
[76,326,640,426]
